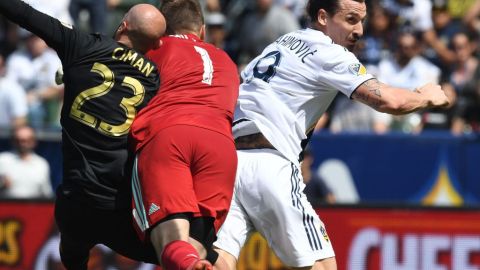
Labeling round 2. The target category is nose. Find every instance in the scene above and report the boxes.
[353,22,364,39]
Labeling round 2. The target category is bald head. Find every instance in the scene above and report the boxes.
[12,125,36,156]
[115,4,166,53]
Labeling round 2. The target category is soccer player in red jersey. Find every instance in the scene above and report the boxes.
[129,0,239,269]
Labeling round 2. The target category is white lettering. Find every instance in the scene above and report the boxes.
[453,236,480,270]
[348,229,480,270]
[382,234,418,269]
[348,228,380,270]
[422,235,450,270]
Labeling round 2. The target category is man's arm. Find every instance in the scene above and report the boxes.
[351,78,450,115]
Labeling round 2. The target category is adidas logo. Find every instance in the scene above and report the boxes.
[148,203,160,215]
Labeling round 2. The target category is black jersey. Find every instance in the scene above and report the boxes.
[0,1,160,209]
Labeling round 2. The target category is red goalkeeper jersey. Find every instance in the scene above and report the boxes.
[130,34,240,151]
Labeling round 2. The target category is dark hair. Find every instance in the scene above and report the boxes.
[160,0,204,35]
[306,0,365,23]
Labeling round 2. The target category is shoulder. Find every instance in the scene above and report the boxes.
[73,32,110,51]
[0,78,23,91]
[413,56,439,69]
[31,153,49,165]
[6,51,30,65]
[0,152,15,161]
[311,44,360,72]
[40,49,61,61]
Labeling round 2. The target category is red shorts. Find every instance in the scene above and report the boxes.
[132,125,237,237]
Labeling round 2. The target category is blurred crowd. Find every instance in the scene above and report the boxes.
[0,0,480,200]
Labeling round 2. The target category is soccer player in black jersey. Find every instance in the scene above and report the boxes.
[0,1,166,269]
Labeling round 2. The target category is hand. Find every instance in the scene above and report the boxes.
[415,83,450,108]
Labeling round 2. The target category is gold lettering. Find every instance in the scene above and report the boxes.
[0,220,21,266]
[142,62,155,77]
[268,248,284,269]
[113,48,152,77]
[125,50,138,64]
[237,232,285,270]
[133,58,144,71]
[112,47,124,60]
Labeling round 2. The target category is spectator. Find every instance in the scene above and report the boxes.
[449,31,480,134]
[382,0,456,65]
[69,0,107,34]
[355,4,395,70]
[237,0,300,64]
[205,11,227,49]
[463,0,480,34]
[0,18,20,56]
[377,31,441,132]
[0,53,28,130]
[274,0,308,24]
[301,148,336,205]
[424,0,462,79]
[447,0,477,23]
[0,125,52,199]
[5,30,63,129]
[378,32,441,92]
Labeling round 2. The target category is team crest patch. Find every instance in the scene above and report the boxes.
[348,63,367,76]
[320,226,330,242]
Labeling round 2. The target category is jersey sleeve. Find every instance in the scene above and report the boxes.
[0,0,83,66]
[315,46,374,98]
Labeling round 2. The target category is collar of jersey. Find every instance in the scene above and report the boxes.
[167,34,201,42]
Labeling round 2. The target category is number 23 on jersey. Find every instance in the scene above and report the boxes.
[69,62,145,137]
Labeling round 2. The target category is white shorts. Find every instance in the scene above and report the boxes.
[214,149,335,267]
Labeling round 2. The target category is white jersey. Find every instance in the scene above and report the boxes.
[0,152,52,198]
[233,28,373,164]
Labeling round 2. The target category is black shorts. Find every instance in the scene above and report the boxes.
[54,187,159,266]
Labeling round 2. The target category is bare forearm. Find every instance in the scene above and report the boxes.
[352,79,436,115]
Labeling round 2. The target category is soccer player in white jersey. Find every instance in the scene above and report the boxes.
[212,0,450,269]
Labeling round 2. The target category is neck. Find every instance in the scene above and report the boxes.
[17,151,31,160]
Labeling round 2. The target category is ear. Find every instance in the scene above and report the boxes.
[116,21,128,36]
[199,24,206,41]
[317,9,328,26]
